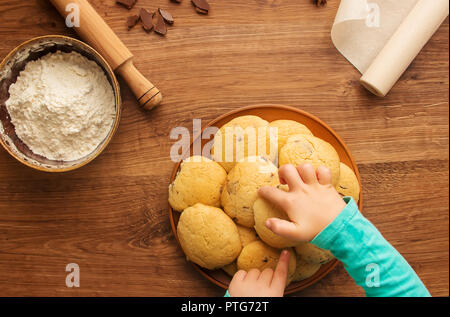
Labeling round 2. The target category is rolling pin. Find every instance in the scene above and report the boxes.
[360,0,449,97]
[50,0,162,110]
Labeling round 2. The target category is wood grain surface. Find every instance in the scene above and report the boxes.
[0,0,448,297]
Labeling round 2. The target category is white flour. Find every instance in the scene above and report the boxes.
[6,51,115,161]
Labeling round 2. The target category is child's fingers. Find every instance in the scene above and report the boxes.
[271,250,290,291]
[265,218,302,241]
[232,270,247,282]
[258,268,274,286]
[278,164,304,191]
[316,166,333,185]
[246,268,261,281]
[296,163,318,184]
[258,186,289,208]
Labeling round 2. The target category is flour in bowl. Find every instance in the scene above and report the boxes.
[5,51,116,161]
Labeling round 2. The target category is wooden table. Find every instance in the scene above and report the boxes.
[0,0,448,297]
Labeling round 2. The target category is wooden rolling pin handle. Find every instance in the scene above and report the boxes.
[49,0,162,110]
[117,60,162,110]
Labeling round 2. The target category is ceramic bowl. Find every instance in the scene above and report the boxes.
[0,35,121,172]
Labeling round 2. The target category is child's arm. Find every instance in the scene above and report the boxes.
[257,163,430,297]
[310,196,430,297]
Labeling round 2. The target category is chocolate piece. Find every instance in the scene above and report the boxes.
[158,8,174,24]
[116,0,136,10]
[194,7,208,15]
[153,12,167,35]
[127,15,140,29]
[140,8,154,32]
[314,0,327,6]
[171,0,182,3]
[191,0,210,14]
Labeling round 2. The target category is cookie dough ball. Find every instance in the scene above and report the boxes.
[292,254,321,282]
[268,120,313,150]
[237,225,258,247]
[169,156,227,212]
[253,197,297,248]
[237,241,296,284]
[222,225,258,276]
[336,162,360,203]
[221,157,280,227]
[222,262,238,276]
[294,242,334,264]
[279,134,340,186]
[212,115,277,172]
[177,203,242,270]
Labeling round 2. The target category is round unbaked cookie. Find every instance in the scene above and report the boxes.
[222,225,258,276]
[237,241,296,285]
[222,262,238,276]
[221,156,280,227]
[268,120,313,151]
[237,225,258,247]
[336,162,360,203]
[212,115,277,172]
[177,203,242,270]
[279,134,340,186]
[253,197,297,248]
[169,156,227,212]
[292,253,321,282]
[294,242,334,264]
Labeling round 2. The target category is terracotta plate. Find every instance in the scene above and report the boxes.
[168,104,362,295]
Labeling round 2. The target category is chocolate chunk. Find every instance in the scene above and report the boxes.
[158,8,174,24]
[191,0,210,14]
[126,15,139,29]
[140,8,154,32]
[195,7,208,15]
[116,0,136,10]
[153,12,167,35]
[171,0,182,3]
[192,0,210,11]
[314,0,327,6]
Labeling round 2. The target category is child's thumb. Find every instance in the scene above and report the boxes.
[265,218,302,241]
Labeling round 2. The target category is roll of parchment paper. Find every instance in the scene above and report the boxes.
[332,0,449,97]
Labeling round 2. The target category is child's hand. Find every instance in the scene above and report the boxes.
[228,250,290,297]
[258,163,346,242]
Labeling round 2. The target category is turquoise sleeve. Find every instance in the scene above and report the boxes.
[312,197,430,297]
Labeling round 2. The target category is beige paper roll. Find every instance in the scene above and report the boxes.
[360,0,449,97]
